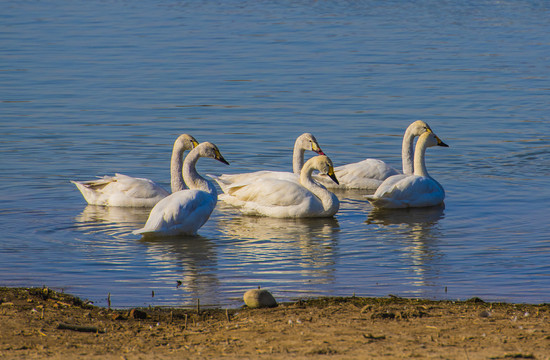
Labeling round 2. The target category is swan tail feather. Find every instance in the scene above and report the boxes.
[71,180,105,205]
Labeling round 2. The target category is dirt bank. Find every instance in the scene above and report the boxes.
[0,287,548,359]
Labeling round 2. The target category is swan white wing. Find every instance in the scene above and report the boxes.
[215,170,296,183]
[111,173,169,200]
[226,178,311,205]
[71,173,169,207]
[314,159,400,190]
[371,174,410,195]
[220,178,327,218]
[209,171,299,194]
[366,175,445,208]
[133,189,217,236]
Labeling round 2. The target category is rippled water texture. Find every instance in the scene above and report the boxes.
[1,1,549,307]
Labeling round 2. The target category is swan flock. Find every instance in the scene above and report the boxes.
[72,121,449,236]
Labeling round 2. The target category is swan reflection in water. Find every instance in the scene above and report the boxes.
[366,204,445,227]
[366,204,446,298]
[74,205,151,237]
[141,234,220,306]
[216,204,340,290]
[74,205,220,306]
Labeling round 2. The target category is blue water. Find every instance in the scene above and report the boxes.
[1,1,549,308]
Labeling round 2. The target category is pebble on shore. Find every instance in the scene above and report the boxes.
[243,289,277,308]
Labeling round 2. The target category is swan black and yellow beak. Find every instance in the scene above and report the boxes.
[426,128,449,147]
[435,135,449,147]
[191,139,200,148]
[327,166,339,185]
[215,150,230,165]
[312,142,325,155]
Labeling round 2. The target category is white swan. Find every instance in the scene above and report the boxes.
[133,142,229,236]
[219,155,340,218]
[365,131,448,209]
[209,133,324,192]
[71,134,199,207]
[314,120,433,190]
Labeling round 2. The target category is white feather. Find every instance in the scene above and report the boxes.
[71,134,198,207]
[209,133,323,194]
[314,120,433,190]
[220,155,340,218]
[366,131,448,209]
[133,142,229,236]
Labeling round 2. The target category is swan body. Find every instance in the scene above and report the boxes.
[133,142,229,236]
[220,155,340,218]
[365,131,448,209]
[314,120,433,190]
[315,158,400,190]
[209,133,324,193]
[71,134,199,207]
[71,173,170,208]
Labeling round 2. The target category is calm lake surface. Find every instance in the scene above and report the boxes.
[1,1,549,308]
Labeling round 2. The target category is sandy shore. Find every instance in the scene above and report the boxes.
[0,287,548,359]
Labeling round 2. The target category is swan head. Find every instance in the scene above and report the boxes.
[197,142,230,165]
[174,134,200,150]
[409,120,432,136]
[311,155,339,185]
[296,133,325,155]
[408,121,448,147]
[419,131,449,148]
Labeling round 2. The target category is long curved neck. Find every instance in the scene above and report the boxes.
[183,150,216,194]
[293,142,305,175]
[300,165,337,211]
[413,137,429,178]
[401,127,416,175]
[170,143,187,193]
